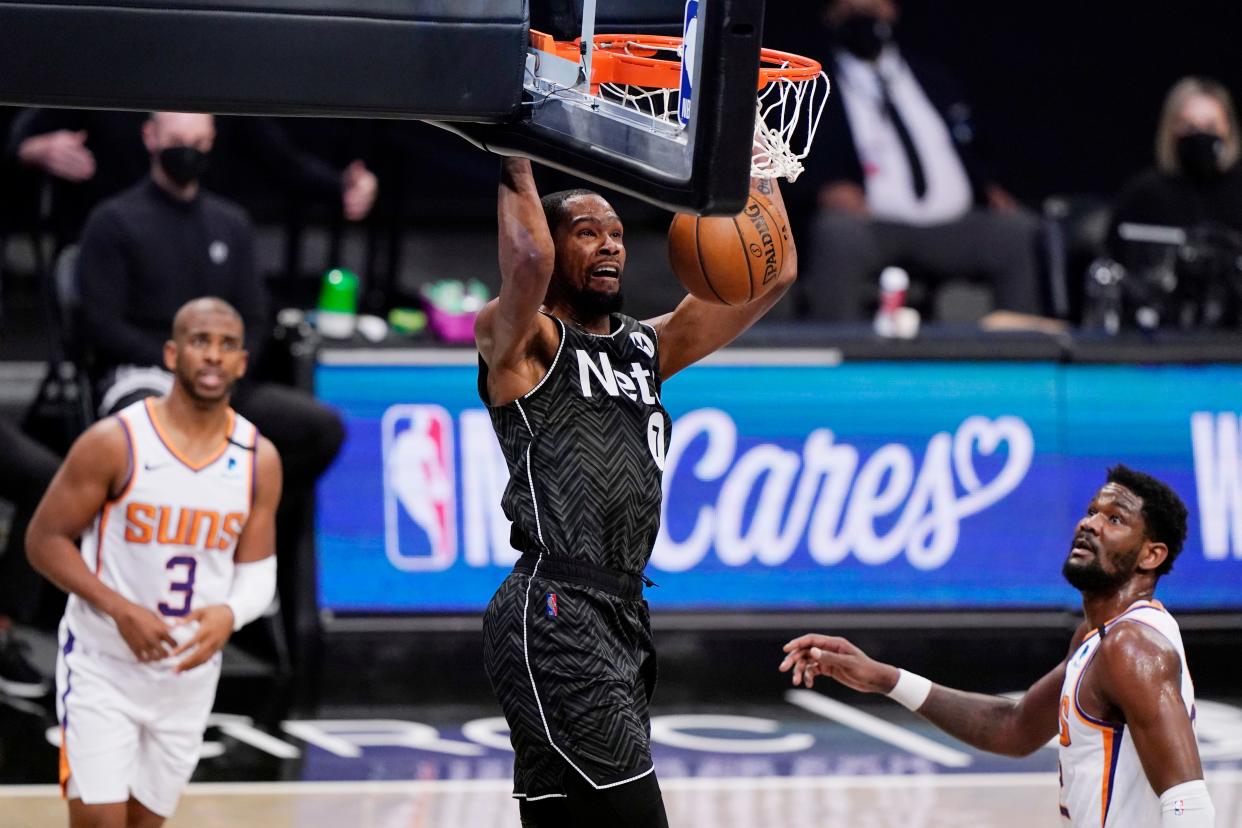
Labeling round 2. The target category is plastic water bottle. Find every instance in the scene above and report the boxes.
[317,268,359,338]
[1084,259,1124,336]
[874,266,909,338]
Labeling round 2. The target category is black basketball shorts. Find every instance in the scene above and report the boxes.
[482,553,658,802]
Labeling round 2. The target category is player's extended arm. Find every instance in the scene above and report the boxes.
[173,437,283,673]
[26,420,177,662]
[474,156,560,405]
[647,175,798,380]
[1095,623,1215,823]
[780,630,1084,757]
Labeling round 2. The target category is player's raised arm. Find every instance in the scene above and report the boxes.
[646,174,798,379]
[474,156,561,404]
[27,419,177,662]
[173,437,282,673]
[780,626,1088,757]
[1095,624,1215,823]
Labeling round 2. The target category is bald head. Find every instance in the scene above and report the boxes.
[172,297,243,341]
[147,112,215,145]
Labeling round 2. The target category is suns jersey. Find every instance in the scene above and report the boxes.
[63,398,258,662]
[1057,600,1196,828]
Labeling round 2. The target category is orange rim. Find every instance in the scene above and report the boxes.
[530,30,822,91]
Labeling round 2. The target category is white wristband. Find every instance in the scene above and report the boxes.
[1161,779,1215,827]
[886,669,933,711]
[225,556,277,632]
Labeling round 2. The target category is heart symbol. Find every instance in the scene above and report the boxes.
[952,416,1034,516]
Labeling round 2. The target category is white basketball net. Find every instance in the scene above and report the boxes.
[595,38,830,183]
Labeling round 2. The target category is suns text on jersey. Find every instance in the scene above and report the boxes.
[122,503,245,551]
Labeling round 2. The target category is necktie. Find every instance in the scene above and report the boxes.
[875,69,927,199]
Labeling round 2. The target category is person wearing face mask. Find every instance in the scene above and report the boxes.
[7,108,379,248]
[1109,77,1242,251]
[792,0,1044,325]
[75,112,344,662]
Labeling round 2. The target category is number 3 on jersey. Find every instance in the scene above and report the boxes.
[158,555,197,617]
[648,414,666,470]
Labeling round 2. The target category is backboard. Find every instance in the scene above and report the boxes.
[438,0,766,214]
[0,0,765,213]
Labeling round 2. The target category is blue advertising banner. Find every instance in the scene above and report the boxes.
[315,353,1242,613]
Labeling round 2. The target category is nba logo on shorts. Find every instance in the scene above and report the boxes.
[382,404,457,571]
[546,593,558,618]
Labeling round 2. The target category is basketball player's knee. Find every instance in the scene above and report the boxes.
[563,772,668,828]
[69,801,127,828]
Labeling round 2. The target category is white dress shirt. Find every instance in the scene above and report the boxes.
[834,46,974,225]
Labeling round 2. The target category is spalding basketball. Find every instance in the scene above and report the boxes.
[668,193,788,306]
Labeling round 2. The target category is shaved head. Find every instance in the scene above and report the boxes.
[172,297,243,340]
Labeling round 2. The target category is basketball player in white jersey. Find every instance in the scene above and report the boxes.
[780,465,1215,827]
[26,297,282,828]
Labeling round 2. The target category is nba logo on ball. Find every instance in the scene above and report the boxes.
[677,0,699,125]
[381,404,457,572]
[546,593,559,618]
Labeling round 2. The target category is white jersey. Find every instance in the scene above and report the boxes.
[63,398,258,662]
[1057,600,1196,828]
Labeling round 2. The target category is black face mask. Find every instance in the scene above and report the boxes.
[1176,131,1224,183]
[158,146,210,187]
[833,14,893,61]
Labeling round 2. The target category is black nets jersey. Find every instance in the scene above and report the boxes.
[479,312,671,574]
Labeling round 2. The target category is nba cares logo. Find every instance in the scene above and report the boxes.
[382,405,456,571]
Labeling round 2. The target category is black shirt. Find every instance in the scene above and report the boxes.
[1109,165,1242,249]
[77,178,266,370]
[479,313,671,574]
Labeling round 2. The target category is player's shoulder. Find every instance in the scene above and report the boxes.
[475,300,561,366]
[1095,615,1181,683]
[66,415,133,471]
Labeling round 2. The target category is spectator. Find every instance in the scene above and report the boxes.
[0,418,59,698]
[75,112,344,652]
[799,0,1042,323]
[8,109,378,246]
[1109,77,1242,246]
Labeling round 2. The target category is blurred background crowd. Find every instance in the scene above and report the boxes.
[2,0,1242,697]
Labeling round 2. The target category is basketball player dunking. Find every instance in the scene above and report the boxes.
[781,466,1216,828]
[477,157,796,827]
[27,298,281,828]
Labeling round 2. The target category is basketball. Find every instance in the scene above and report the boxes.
[668,193,788,306]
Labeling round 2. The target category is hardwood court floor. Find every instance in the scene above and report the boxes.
[4,772,1242,827]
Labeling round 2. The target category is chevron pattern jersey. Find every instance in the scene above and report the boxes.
[479,312,670,572]
[479,311,671,799]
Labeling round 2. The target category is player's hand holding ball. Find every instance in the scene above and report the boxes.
[668,190,789,305]
[171,605,235,673]
[111,599,178,663]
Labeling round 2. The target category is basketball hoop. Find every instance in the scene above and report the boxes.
[528,30,830,182]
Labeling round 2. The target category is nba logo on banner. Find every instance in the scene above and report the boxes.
[678,0,699,125]
[382,404,457,571]
[546,593,558,618]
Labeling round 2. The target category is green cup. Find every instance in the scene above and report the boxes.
[318,268,358,338]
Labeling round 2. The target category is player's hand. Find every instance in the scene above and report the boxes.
[779,633,899,693]
[171,605,235,673]
[19,130,96,182]
[341,159,378,221]
[111,601,177,663]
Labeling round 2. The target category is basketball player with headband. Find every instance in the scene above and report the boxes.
[27,297,281,828]
[781,465,1215,828]
[476,154,796,826]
